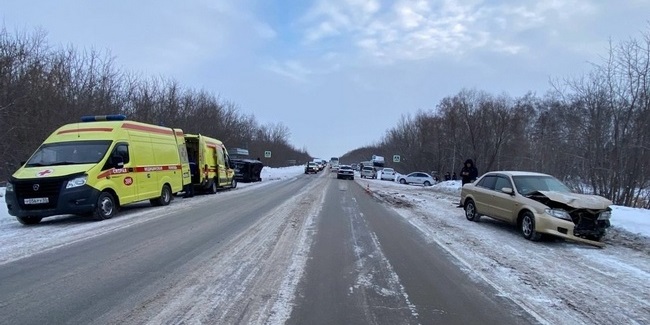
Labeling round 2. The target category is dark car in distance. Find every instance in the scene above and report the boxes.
[305,162,318,174]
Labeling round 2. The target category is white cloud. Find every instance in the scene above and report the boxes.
[296,0,606,64]
[265,60,313,83]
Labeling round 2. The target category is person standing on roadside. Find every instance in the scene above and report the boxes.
[458,159,478,207]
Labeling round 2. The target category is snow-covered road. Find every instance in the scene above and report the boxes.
[360,178,650,325]
[1,166,648,324]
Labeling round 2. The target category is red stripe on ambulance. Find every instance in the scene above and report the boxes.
[97,165,181,178]
[122,123,174,135]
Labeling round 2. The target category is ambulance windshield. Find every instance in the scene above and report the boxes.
[26,140,112,167]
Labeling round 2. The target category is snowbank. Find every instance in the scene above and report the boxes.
[0,165,305,226]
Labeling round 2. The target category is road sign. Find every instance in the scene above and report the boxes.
[264,151,272,158]
[393,155,400,163]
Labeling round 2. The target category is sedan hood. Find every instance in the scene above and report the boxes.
[537,191,612,210]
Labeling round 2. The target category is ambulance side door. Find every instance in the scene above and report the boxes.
[105,142,137,204]
[223,149,235,182]
[132,137,158,200]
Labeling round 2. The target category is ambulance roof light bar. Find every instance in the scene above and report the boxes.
[81,114,127,122]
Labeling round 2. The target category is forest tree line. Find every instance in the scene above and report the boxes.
[2,26,649,208]
[373,29,650,208]
[0,28,310,182]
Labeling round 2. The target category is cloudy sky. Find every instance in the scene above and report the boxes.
[2,0,649,159]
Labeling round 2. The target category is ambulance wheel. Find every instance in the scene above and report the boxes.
[231,178,237,189]
[16,216,43,225]
[151,184,172,206]
[209,180,218,194]
[93,192,116,220]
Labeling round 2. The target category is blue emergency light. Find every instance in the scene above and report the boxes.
[81,114,127,122]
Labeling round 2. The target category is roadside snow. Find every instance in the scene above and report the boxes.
[3,167,649,324]
[358,178,650,325]
[610,205,650,236]
[0,165,305,264]
[366,179,650,238]
[0,166,302,222]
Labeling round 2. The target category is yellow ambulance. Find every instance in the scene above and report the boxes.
[184,134,236,194]
[4,115,191,225]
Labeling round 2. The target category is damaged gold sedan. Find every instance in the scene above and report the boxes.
[461,171,612,247]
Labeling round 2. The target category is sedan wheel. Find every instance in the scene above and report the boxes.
[520,211,542,241]
[399,179,406,184]
[464,200,480,222]
[424,181,431,186]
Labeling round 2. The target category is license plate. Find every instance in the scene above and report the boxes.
[24,197,49,204]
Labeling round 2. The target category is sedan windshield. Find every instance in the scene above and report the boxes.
[512,175,572,195]
[26,140,112,167]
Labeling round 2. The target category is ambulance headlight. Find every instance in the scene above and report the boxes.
[66,175,88,189]
[5,182,14,192]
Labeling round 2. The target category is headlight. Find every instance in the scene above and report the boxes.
[598,210,612,220]
[545,208,572,221]
[66,175,88,189]
[5,182,13,192]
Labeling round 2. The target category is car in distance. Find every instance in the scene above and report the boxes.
[336,165,354,180]
[305,162,318,174]
[397,172,434,186]
[380,168,396,181]
[360,166,376,179]
[461,171,612,247]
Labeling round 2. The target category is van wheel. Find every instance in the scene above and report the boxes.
[151,185,172,206]
[16,216,43,225]
[520,211,542,241]
[464,200,480,222]
[209,180,218,194]
[231,178,237,189]
[94,192,116,220]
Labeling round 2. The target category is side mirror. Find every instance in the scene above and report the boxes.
[501,187,514,195]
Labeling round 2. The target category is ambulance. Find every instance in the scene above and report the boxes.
[184,134,236,193]
[4,115,191,225]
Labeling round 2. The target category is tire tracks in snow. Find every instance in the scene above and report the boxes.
[104,176,328,324]
[371,186,650,325]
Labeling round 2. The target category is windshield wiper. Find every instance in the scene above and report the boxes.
[48,161,79,166]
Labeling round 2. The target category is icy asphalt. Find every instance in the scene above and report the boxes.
[0,168,648,324]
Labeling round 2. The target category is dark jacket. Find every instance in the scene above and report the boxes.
[460,159,478,185]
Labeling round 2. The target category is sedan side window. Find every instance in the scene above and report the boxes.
[494,176,512,192]
[477,175,497,190]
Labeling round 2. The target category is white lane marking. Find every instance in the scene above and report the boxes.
[347,198,420,321]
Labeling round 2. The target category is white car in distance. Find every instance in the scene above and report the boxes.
[380,168,396,181]
[397,172,435,186]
